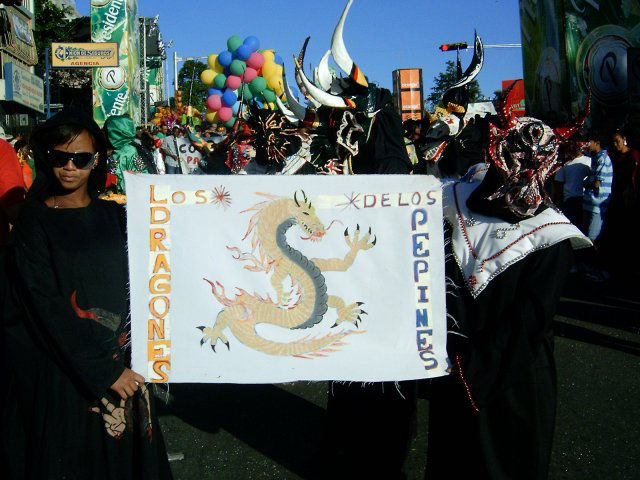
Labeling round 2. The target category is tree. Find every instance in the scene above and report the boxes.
[177,60,208,113]
[426,60,482,111]
[33,0,74,74]
[33,0,91,105]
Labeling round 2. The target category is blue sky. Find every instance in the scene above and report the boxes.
[79,0,523,98]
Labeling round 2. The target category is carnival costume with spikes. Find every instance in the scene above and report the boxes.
[426,95,592,480]
[231,0,410,176]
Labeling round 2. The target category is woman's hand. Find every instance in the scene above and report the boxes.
[110,368,145,400]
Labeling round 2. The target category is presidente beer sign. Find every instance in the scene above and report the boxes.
[52,42,119,68]
[91,0,140,127]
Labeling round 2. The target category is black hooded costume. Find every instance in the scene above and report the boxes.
[1,109,172,480]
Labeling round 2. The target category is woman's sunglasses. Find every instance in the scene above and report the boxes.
[48,150,98,169]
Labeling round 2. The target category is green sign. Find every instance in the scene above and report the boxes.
[519,0,570,121]
[91,0,140,127]
[146,58,163,106]
[520,0,640,125]
[564,0,640,123]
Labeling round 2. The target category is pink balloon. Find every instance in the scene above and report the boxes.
[207,95,222,111]
[242,67,258,83]
[247,52,264,70]
[226,75,242,90]
[218,107,233,122]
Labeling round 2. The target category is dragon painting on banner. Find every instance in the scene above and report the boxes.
[125,173,449,384]
[199,190,375,358]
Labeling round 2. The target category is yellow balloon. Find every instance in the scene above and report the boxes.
[268,75,283,92]
[208,54,218,70]
[262,61,277,79]
[262,50,275,63]
[274,64,283,77]
[201,69,216,85]
[213,59,225,74]
[275,84,284,97]
[206,111,219,123]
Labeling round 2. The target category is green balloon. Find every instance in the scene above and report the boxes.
[262,88,276,103]
[249,76,267,95]
[230,59,246,76]
[241,84,253,100]
[213,73,227,90]
[227,35,243,53]
[224,117,237,128]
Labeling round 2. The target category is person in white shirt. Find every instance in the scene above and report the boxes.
[554,153,591,227]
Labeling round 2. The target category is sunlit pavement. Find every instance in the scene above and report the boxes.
[157,274,640,479]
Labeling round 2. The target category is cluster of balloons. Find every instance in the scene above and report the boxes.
[201,35,285,127]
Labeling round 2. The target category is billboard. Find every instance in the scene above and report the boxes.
[52,42,119,68]
[519,0,568,121]
[520,0,640,126]
[147,62,163,105]
[91,0,140,126]
[392,69,424,122]
[3,62,45,113]
[501,79,526,117]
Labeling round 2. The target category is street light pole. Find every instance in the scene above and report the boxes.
[173,54,209,99]
[142,18,147,126]
[173,51,179,99]
[45,47,51,118]
[440,43,522,51]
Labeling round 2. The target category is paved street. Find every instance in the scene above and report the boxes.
[157,275,640,479]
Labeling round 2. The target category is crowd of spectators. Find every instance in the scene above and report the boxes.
[401,117,640,283]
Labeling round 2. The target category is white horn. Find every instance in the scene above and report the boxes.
[275,96,299,125]
[295,37,322,108]
[315,50,333,91]
[444,32,485,95]
[331,0,368,87]
[283,68,308,122]
[295,56,355,109]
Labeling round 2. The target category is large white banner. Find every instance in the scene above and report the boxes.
[125,173,448,383]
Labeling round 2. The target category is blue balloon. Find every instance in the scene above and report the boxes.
[254,99,264,109]
[232,102,240,115]
[222,90,238,107]
[218,50,233,67]
[275,54,284,66]
[235,44,252,61]
[208,88,223,96]
[243,35,260,52]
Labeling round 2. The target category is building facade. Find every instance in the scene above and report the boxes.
[0,0,44,136]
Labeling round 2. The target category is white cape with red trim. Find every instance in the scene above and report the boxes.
[443,180,591,298]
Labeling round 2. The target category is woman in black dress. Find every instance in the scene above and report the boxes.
[1,109,172,479]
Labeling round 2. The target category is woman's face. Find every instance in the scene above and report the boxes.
[611,134,626,153]
[51,129,96,192]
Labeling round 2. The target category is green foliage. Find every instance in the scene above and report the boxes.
[177,60,208,113]
[33,0,74,74]
[426,60,482,110]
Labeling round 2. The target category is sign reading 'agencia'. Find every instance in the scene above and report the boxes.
[125,173,449,384]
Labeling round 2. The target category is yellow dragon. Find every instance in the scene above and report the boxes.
[198,190,376,357]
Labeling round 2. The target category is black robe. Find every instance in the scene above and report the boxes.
[1,199,172,480]
[425,227,573,480]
